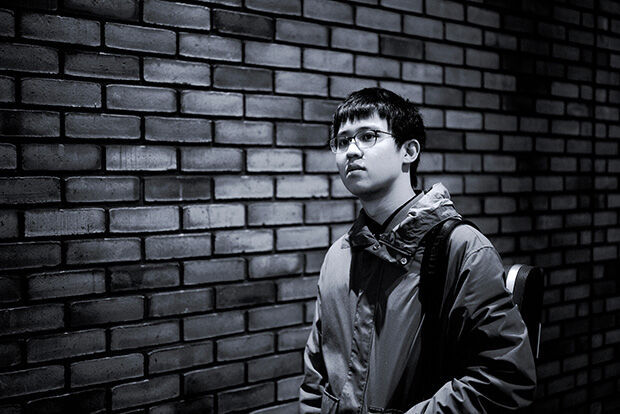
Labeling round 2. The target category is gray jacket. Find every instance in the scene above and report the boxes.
[300,183,537,413]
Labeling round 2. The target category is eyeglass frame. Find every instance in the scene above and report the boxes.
[329,129,397,153]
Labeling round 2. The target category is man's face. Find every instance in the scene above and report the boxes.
[335,112,408,200]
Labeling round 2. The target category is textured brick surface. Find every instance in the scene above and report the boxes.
[0,1,617,412]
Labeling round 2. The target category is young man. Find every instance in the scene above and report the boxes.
[300,88,536,413]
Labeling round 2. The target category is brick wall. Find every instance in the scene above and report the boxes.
[0,0,619,412]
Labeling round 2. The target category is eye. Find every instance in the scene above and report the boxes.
[335,136,349,148]
[357,131,376,143]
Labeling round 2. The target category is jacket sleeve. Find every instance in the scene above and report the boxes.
[406,242,537,413]
[299,286,326,413]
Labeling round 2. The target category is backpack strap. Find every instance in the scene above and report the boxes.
[417,217,479,399]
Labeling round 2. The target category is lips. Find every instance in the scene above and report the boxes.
[345,164,365,174]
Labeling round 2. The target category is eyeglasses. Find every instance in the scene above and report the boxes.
[329,129,396,153]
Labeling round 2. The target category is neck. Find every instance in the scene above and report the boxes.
[360,178,415,225]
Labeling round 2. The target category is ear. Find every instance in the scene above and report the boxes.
[402,139,420,164]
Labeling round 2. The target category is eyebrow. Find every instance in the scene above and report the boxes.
[335,126,376,137]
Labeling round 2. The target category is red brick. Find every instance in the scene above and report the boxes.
[184,258,245,285]
[66,112,139,139]
[28,269,105,300]
[25,330,101,364]
[0,109,59,137]
[21,13,99,46]
[144,0,210,29]
[180,33,242,62]
[305,149,337,173]
[248,149,302,172]
[503,135,533,152]
[446,111,483,130]
[356,55,399,78]
[0,304,63,335]
[402,62,443,84]
[467,6,499,28]
[214,229,273,254]
[0,342,20,367]
[105,22,175,54]
[249,304,303,331]
[111,320,180,350]
[0,210,18,238]
[214,175,273,199]
[425,86,462,107]
[425,42,464,65]
[249,253,303,279]
[145,233,212,260]
[330,76,377,99]
[483,155,516,173]
[65,0,139,20]
[0,241,61,270]
[464,176,499,194]
[356,6,400,31]
[66,238,141,264]
[247,0,300,14]
[418,152,444,173]
[66,176,138,203]
[331,27,378,52]
[485,114,518,131]
[501,177,533,193]
[248,202,303,226]
[181,147,243,172]
[70,296,143,326]
[276,19,327,46]
[303,48,353,74]
[65,51,139,80]
[181,91,243,116]
[149,288,213,317]
[0,366,64,398]
[185,367,244,403]
[0,143,15,169]
[464,133,499,151]
[427,0,463,19]
[22,143,100,171]
[0,76,15,103]
[110,206,178,233]
[184,310,245,340]
[484,72,517,91]
[246,94,301,119]
[144,58,211,87]
[22,78,100,107]
[446,23,482,45]
[214,9,273,39]
[183,204,244,230]
[425,130,462,150]
[276,175,328,198]
[445,154,481,173]
[276,71,327,96]
[403,15,442,38]
[145,176,211,201]
[304,0,352,23]
[216,282,275,309]
[277,375,304,401]
[249,352,302,383]
[382,0,421,11]
[276,122,328,147]
[71,353,143,386]
[107,84,176,112]
[0,276,19,303]
[214,65,272,91]
[112,375,180,410]
[303,98,339,121]
[217,332,274,361]
[110,263,180,291]
[446,67,482,88]
[25,208,104,237]
[380,35,423,59]
[149,341,213,374]
[0,43,58,73]
[0,9,14,36]
[278,276,318,301]
[278,326,312,351]
[305,200,355,223]
[331,175,354,198]
[276,226,330,250]
[245,41,301,68]
[218,382,275,413]
[215,120,273,145]
[106,145,176,171]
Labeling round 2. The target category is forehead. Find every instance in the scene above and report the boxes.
[337,112,388,135]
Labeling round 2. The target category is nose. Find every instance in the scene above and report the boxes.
[345,138,363,158]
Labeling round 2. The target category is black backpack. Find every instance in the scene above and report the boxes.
[417,217,545,398]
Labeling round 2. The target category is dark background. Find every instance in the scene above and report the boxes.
[0,0,619,412]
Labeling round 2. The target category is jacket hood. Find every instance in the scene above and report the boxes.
[346,183,461,253]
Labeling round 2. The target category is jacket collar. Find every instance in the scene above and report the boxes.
[346,183,461,254]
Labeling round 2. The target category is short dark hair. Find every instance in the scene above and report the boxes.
[331,87,425,188]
